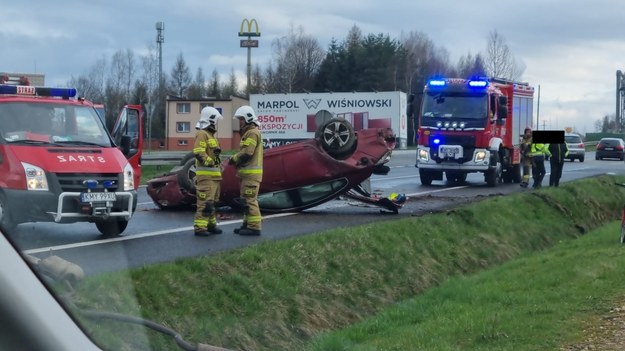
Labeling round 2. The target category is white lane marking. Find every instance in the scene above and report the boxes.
[22,213,296,255]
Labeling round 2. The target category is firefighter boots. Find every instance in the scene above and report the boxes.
[236,228,261,236]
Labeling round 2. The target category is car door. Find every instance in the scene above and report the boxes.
[110,105,144,188]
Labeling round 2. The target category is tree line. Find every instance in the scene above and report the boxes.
[68,25,523,145]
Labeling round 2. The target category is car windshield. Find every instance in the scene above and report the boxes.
[3,2,625,351]
[0,102,112,146]
[565,135,582,143]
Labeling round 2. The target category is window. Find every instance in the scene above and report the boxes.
[200,103,223,115]
[177,103,191,114]
[177,139,188,146]
[176,122,191,133]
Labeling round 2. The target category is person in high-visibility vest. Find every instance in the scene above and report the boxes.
[192,106,224,236]
[229,105,263,236]
[528,141,551,189]
[548,142,569,187]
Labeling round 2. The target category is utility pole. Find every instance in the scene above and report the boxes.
[155,21,165,152]
[238,19,260,98]
[536,84,540,129]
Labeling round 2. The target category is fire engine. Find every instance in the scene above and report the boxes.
[0,75,143,236]
[413,77,534,186]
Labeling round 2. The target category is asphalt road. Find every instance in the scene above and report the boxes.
[11,150,624,276]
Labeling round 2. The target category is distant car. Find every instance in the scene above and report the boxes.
[147,118,400,213]
[564,133,585,162]
[595,137,625,161]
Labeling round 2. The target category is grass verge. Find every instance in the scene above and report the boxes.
[71,174,625,350]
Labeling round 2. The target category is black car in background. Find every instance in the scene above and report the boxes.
[595,137,625,160]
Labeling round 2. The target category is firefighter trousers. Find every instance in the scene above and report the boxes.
[240,178,262,231]
[194,177,221,232]
[521,156,532,184]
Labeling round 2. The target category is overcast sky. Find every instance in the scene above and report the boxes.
[2,0,623,134]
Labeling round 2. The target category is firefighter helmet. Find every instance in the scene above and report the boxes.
[234,105,259,126]
[196,106,223,130]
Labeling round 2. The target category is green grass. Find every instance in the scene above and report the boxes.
[70,175,625,350]
[140,164,173,185]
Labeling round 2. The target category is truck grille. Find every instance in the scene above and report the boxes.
[55,173,121,192]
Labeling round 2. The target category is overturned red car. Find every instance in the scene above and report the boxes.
[146,118,400,213]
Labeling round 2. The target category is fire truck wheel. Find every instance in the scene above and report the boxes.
[511,163,522,183]
[485,154,502,187]
[316,117,356,159]
[419,169,433,186]
[178,158,197,193]
[96,219,129,237]
[0,194,16,234]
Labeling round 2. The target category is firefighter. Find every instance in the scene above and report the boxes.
[528,141,551,189]
[520,127,533,188]
[192,106,224,236]
[229,105,263,236]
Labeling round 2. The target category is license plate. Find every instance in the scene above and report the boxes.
[605,147,614,150]
[439,146,462,158]
[80,192,116,202]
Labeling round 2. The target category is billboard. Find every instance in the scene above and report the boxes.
[250,91,408,149]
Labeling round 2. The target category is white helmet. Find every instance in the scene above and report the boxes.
[234,105,259,126]
[196,106,223,130]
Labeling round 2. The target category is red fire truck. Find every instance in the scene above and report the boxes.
[413,77,534,186]
[0,75,143,236]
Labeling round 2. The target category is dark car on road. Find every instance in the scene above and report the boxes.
[595,137,625,161]
[146,118,399,213]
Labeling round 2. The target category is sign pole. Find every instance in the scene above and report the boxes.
[239,19,260,99]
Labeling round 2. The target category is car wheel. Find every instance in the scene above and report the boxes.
[315,117,356,159]
[178,158,197,193]
[96,219,128,237]
[579,156,584,162]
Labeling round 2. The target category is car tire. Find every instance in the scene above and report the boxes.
[579,156,584,162]
[178,158,197,193]
[315,117,356,159]
[96,219,129,237]
[179,152,195,166]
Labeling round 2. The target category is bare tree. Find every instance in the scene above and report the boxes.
[207,68,220,98]
[69,56,107,102]
[221,67,240,98]
[456,52,487,78]
[170,52,191,97]
[187,67,206,99]
[484,29,524,80]
[271,24,325,93]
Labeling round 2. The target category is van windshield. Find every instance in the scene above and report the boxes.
[0,102,112,147]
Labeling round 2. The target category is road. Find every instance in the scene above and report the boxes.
[10,150,623,276]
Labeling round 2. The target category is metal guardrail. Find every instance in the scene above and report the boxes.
[141,152,188,166]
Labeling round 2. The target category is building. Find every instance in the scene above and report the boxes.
[1,72,45,86]
[165,95,249,151]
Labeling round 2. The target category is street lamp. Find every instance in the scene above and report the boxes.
[238,19,260,98]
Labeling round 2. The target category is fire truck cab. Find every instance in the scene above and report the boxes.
[414,77,534,187]
[0,75,143,236]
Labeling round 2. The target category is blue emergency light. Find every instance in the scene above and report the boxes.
[468,79,488,88]
[83,180,98,189]
[433,138,441,145]
[428,79,446,87]
[103,180,115,189]
[0,84,77,98]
